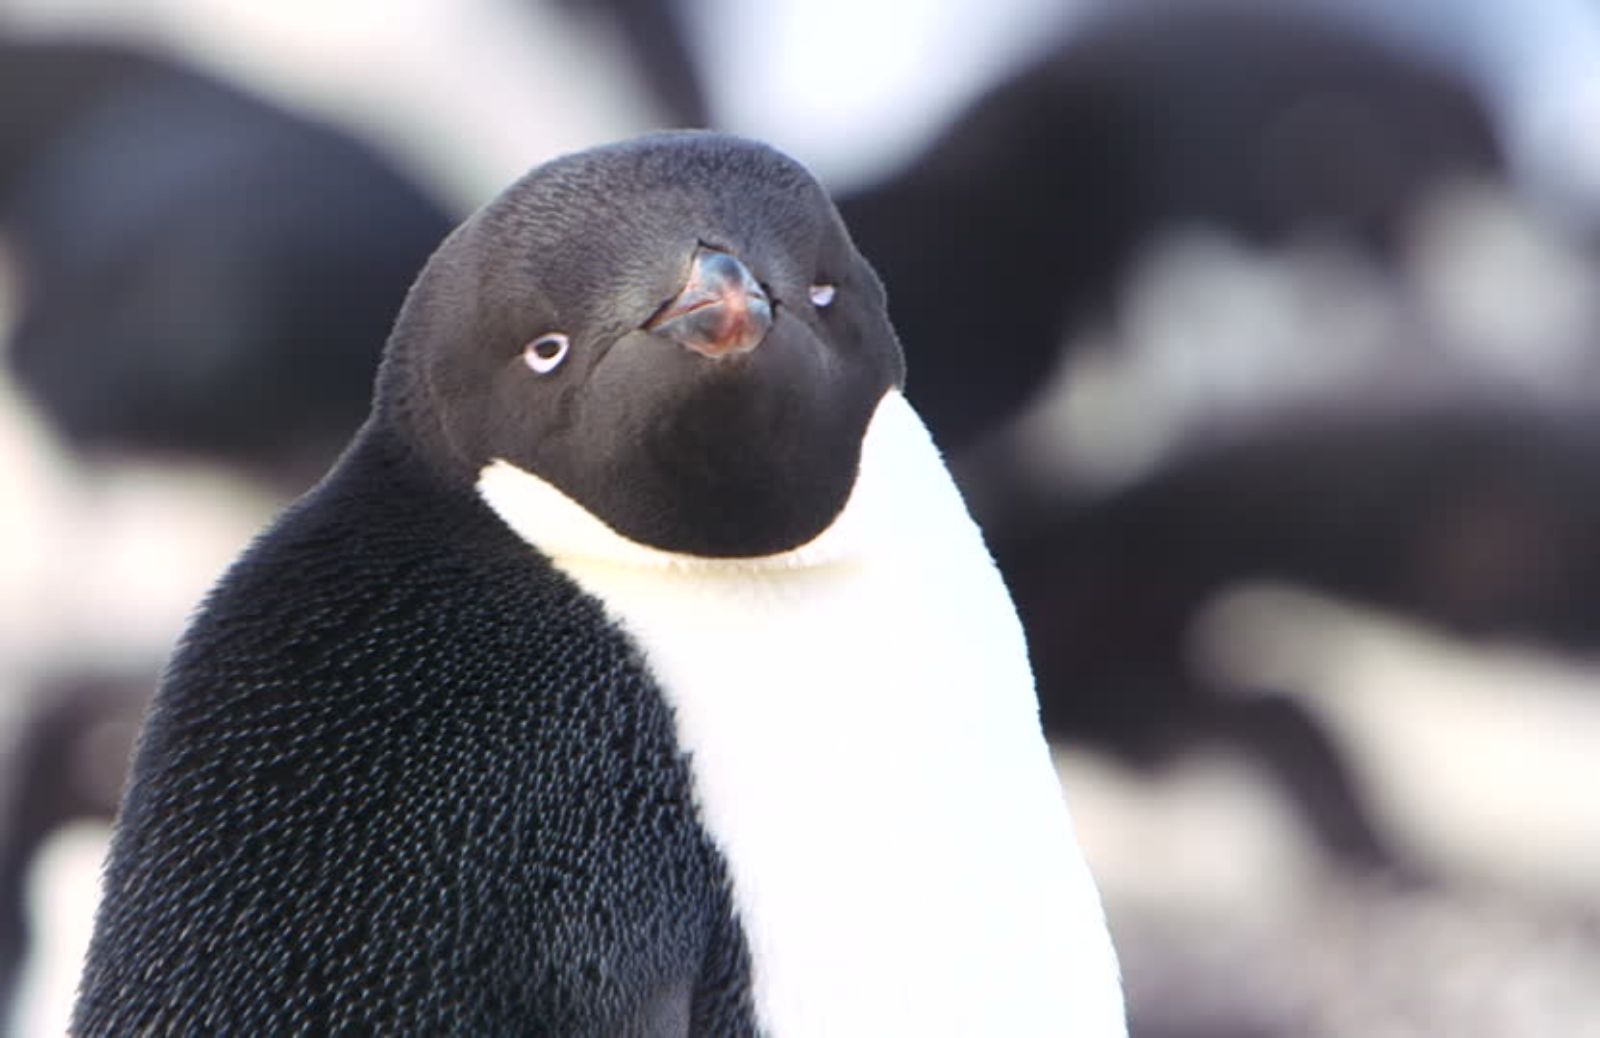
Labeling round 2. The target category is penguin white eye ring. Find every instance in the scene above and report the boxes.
[523,333,570,374]
[808,283,836,308]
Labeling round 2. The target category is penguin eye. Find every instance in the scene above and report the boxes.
[809,283,837,308]
[523,333,570,374]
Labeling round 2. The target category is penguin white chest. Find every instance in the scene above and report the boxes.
[478,391,1125,1037]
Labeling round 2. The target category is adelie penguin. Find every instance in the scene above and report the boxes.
[74,132,1125,1036]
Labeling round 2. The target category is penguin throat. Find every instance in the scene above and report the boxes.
[475,389,926,572]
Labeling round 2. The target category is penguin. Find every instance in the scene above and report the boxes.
[838,0,1503,454]
[74,132,1125,1035]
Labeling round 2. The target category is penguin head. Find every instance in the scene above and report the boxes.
[377,132,905,558]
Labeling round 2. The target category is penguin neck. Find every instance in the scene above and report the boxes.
[475,389,933,574]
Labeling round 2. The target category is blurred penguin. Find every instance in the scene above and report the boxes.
[0,39,454,490]
[840,0,1503,453]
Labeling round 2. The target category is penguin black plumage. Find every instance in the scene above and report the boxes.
[75,133,1125,1035]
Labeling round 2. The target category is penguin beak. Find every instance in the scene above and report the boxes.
[645,246,773,358]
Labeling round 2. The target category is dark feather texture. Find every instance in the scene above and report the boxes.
[74,427,757,1035]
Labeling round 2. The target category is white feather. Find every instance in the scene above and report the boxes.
[477,389,1125,1036]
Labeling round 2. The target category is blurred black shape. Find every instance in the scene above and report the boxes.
[552,0,707,127]
[840,1,1503,452]
[995,402,1600,865]
[0,39,455,490]
[842,3,1517,872]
